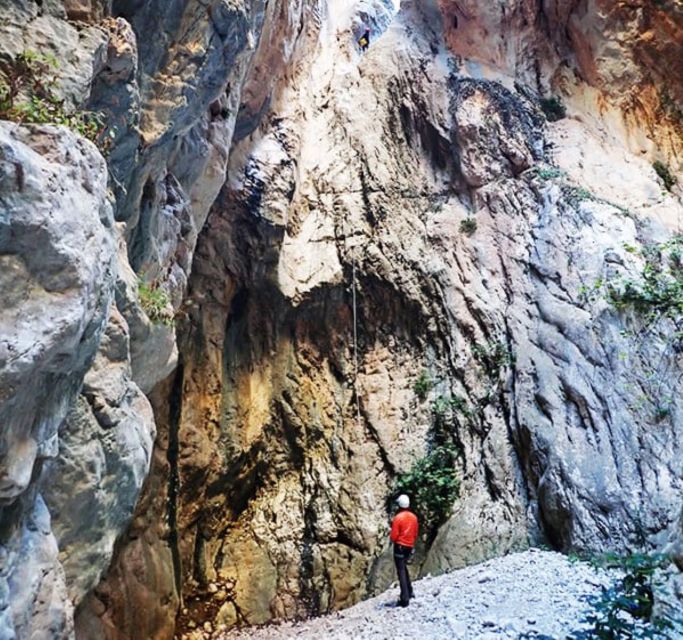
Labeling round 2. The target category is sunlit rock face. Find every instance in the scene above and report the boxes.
[101,0,681,635]
[437,0,683,157]
[0,0,681,638]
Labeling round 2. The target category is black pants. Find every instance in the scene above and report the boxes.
[393,543,413,606]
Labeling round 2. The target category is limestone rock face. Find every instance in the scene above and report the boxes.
[659,506,683,625]
[0,0,265,634]
[89,0,274,396]
[0,122,115,639]
[40,303,155,606]
[671,509,683,573]
[61,0,313,637]
[135,0,681,632]
[437,0,683,157]
[0,3,109,110]
[0,0,682,637]
[74,378,178,640]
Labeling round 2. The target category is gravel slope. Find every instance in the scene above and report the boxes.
[218,550,618,639]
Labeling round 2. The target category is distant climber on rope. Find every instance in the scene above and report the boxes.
[358,28,370,52]
[390,494,419,607]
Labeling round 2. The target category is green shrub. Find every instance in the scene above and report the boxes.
[0,50,110,149]
[138,279,174,326]
[392,444,460,537]
[578,278,604,304]
[432,394,473,420]
[652,161,677,192]
[472,340,512,380]
[659,89,683,124]
[431,393,477,445]
[432,394,451,418]
[606,238,683,320]
[557,182,632,217]
[413,370,433,401]
[459,218,477,236]
[653,404,671,423]
[537,166,564,180]
[562,184,595,208]
[540,96,567,122]
[569,553,677,639]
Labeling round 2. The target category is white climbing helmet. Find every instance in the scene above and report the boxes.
[397,494,410,509]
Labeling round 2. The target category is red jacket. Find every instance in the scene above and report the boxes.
[390,509,419,548]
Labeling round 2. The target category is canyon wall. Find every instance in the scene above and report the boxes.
[439,0,683,157]
[0,0,681,638]
[1,0,271,637]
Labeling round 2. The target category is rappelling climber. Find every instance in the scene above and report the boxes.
[390,494,419,607]
[358,28,370,52]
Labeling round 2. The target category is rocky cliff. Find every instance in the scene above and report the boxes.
[0,0,681,638]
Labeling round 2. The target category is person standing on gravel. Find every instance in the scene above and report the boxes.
[390,494,419,607]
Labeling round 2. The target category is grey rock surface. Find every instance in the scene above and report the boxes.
[2,0,279,631]
[0,121,115,639]
[4,496,74,640]
[0,121,115,506]
[70,0,310,636]
[660,507,683,626]
[0,5,109,110]
[671,508,683,573]
[41,303,155,605]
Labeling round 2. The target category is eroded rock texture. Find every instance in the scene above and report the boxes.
[0,0,269,636]
[104,0,682,635]
[0,122,115,638]
[439,0,683,157]
[0,0,682,638]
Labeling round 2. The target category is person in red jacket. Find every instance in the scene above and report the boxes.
[390,494,419,607]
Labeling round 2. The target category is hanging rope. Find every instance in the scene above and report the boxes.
[341,211,363,431]
[351,242,362,429]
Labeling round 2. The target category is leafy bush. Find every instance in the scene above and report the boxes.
[652,161,677,192]
[431,393,477,445]
[598,238,682,422]
[562,184,596,208]
[433,394,473,421]
[578,278,604,304]
[459,218,477,236]
[472,340,512,380]
[413,370,433,401]
[392,444,460,537]
[569,553,677,639]
[0,50,109,148]
[138,279,174,326]
[540,96,567,122]
[557,182,632,217]
[659,89,683,124]
[537,166,564,180]
[606,238,683,320]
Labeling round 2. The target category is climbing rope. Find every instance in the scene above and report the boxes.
[352,242,362,429]
[342,212,363,430]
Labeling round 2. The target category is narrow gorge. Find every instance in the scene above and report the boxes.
[0,0,682,638]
